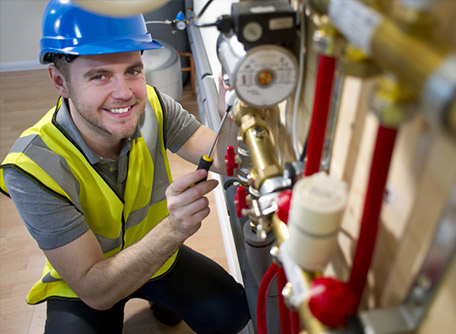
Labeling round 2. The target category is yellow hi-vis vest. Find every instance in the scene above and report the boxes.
[0,86,177,304]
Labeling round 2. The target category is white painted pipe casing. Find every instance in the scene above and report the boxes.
[287,172,347,271]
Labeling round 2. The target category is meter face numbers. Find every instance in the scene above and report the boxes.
[233,45,298,107]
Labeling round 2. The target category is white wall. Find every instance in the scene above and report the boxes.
[0,0,236,73]
[0,0,48,72]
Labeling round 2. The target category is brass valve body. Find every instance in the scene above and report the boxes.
[233,102,283,190]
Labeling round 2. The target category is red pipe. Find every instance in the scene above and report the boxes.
[257,263,279,334]
[278,267,292,334]
[304,55,337,176]
[348,124,398,308]
[257,55,336,331]
[290,310,301,333]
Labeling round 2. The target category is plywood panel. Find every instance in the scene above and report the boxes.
[328,72,456,327]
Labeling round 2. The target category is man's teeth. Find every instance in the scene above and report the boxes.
[109,106,130,114]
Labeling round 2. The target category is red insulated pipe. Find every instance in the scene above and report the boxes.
[278,267,292,334]
[304,55,337,176]
[290,309,301,333]
[348,124,398,307]
[257,55,336,331]
[257,263,279,334]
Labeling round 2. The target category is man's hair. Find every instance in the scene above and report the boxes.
[51,54,77,80]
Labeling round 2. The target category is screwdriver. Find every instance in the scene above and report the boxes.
[196,106,231,183]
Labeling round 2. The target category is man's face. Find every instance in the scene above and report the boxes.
[65,51,147,142]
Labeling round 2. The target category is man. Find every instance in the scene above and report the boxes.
[0,1,250,333]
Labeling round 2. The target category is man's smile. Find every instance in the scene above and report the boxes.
[108,106,132,114]
[102,103,137,118]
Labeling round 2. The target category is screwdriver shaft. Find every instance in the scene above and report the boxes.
[207,108,229,158]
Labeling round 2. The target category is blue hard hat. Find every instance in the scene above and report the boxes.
[40,0,162,64]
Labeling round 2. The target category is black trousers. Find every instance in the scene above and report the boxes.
[44,245,250,334]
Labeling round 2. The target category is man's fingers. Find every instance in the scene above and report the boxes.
[169,169,219,196]
[169,182,180,194]
[171,169,208,193]
[172,197,210,224]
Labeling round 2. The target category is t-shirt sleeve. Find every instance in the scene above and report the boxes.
[158,90,201,153]
[2,167,89,250]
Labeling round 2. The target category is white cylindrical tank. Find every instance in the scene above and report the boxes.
[143,39,183,101]
[287,172,347,271]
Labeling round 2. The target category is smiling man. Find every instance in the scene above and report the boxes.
[0,1,250,333]
[51,52,149,159]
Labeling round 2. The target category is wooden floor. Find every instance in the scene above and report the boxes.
[0,70,228,333]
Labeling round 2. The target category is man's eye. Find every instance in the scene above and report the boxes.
[91,74,107,81]
[128,69,141,76]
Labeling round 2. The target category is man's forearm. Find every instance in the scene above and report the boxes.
[64,217,184,310]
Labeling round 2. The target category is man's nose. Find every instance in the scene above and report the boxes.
[111,77,134,100]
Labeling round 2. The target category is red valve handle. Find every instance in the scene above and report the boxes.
[225,145,238,176]
[277,189,293,224]
[234,186,247,217]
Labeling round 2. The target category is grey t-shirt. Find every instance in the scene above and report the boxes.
[3,90,200,250]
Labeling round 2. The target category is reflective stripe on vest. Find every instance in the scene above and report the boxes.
[0,86,176,304]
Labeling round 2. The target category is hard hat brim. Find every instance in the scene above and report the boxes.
[40,39,163,64]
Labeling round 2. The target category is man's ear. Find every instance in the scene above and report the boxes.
[48,65,70,98]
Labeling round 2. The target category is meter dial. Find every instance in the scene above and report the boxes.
[232,45,298,108]
[175,20,187,30]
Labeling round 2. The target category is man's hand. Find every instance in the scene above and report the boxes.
[165,169,218,239]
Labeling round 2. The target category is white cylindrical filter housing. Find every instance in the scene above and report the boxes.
[143,40,183,101]
[287,172,347,271]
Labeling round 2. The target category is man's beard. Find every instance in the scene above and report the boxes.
[70,90,146,140]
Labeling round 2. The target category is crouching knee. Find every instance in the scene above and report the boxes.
[188,287,251,334]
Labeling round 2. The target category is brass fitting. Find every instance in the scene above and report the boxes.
[371,73,417,127]
[233,102,283,190]
[312,15,344,56]
[271,213,289,246]
[340,44,381,78]
[296,270,330,334]
[314,0,456,136]
[371,17,443,95]
[391,3,435,40]
[233,101,266,126]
